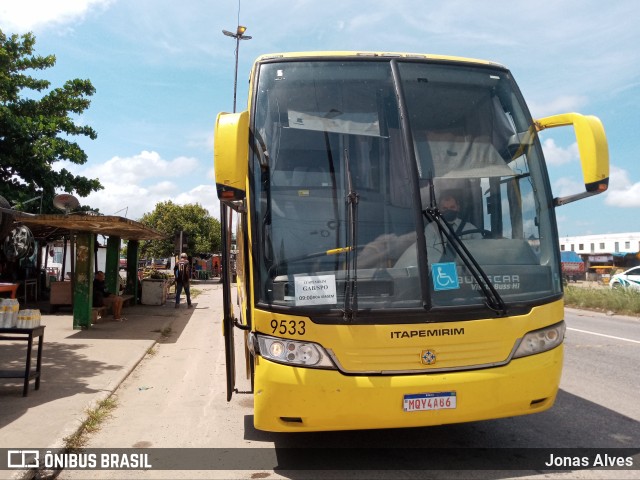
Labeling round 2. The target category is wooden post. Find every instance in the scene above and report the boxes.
[126,240,139,305]
[61,235,67,280]
[106,236,121,295]
[73,233,94,329]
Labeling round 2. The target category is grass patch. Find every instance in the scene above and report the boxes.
[64,396,118,450]
[564,286,640,316]
[151,326,172,337]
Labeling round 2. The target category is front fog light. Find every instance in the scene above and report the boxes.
[513,321,566,359]
[257,335,336,369]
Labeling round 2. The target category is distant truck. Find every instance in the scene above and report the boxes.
[561,251,585,282]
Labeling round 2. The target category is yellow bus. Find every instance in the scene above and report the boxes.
[214,51,609,432]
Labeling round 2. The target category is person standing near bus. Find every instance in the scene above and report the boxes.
[174,252,192,308]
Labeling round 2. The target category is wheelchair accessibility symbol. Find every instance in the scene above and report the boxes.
[432,262,460,291]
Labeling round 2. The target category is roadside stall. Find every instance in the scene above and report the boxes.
[2,209,164,329]
[1,196,166,395]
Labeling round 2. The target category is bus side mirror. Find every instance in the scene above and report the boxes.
[214,111,249,203]
[535,113,609,206]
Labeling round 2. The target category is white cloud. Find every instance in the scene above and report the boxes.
[147,181,177,196]
[541,139,578,167]
[82,180,220,221]
[82,182,165,219]
[604,165,640,208]
[548,160,640,210]
[552,177,584,199]
[0,0,114,32]
[527,95,588,119]
[173,184,220,220]
[55,150,209,220]
[82,150,199,186]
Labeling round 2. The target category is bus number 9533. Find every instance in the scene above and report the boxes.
[271,319,306,336]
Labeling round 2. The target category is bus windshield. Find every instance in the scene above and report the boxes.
[251,59,561,317]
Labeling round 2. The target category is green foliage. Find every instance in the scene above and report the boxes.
[141,268,170,279]
[139,201,221,258]
[564,286,640,316]
[0,29,101,213]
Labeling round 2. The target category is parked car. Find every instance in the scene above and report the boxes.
[153,258,170,269]
[609,266,640,291]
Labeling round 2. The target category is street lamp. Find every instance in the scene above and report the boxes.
[222,25,252,113]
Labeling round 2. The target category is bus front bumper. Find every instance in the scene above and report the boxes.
[253,345,563,432]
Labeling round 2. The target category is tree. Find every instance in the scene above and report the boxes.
[139,201,221,258]
[0,29,102,214]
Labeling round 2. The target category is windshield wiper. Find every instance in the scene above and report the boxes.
[343,149,359,322]
[423,203,507,316]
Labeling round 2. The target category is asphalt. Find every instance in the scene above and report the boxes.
[0,279,222,479]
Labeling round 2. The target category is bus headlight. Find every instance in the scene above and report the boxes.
[513,321,566,359]
[256,334,336,369]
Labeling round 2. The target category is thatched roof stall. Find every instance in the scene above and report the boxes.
[2,210,165,329]
[10,212,165,242]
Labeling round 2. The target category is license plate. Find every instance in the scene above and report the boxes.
[403,392,457,412]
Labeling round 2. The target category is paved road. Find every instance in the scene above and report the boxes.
[60,291,640,480]
[563,307,640,423]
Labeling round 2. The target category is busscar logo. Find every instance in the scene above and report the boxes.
[8,450,39,468]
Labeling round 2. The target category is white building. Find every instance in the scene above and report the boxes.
[42,243,108,282]
[559,232,640,256]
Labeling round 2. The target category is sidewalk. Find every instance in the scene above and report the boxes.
[0,280,222,478]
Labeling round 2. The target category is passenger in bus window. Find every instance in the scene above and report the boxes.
[439,190,480,234]
[426,190,482,259]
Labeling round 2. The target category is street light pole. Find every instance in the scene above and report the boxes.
[222,25,252,113]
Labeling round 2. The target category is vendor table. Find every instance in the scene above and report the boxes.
[0,325,45,396]
[0,283,18,298]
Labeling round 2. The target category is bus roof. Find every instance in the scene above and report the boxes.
[254,51,504,68]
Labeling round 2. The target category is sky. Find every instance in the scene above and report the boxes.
[1,0,639,237]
